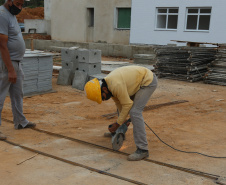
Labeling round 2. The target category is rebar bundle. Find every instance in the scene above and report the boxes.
[204,46,226,86]
[154,46,217,82]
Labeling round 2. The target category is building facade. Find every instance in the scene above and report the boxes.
[130,0,226,46]
[50,0,131,44]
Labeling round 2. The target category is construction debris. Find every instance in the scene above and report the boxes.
[204,45,226,86]
[154,46,217,82]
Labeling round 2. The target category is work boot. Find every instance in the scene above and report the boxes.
[17,122,36,130]
[0,132,6,140]
[127,148,149,161]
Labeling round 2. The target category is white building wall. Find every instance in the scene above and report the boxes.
[24,19,47,33]
[44,0,52,20]
[130,0,226,45]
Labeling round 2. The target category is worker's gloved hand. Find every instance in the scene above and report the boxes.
[108,122,120,133]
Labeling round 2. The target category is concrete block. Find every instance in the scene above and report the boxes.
[57,69,74,85]
[62,60,79,71]
[79,62,101,75]
[61,48,79,63]
[72,71,88,91]
[78,49,101,63]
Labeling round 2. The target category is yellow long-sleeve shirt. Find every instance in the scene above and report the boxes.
[105,66,153,125]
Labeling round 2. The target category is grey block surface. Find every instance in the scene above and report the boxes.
[78,62,101,75]
[57,69,74,85]
[72,71,88,90]
[61,47,79,63]
[62,60,79,71]
[78,49,101,63]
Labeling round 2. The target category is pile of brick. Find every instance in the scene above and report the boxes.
[57,47,102,90]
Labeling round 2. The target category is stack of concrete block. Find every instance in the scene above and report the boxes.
[57,47,79,86]
[73,49,101,90]
[78,49,101,75]
[57,47,102,91]
[22,53,53,95]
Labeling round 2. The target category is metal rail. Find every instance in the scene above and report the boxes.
[32,127,219,181]
[2,118,221,183]
[102,100,189,119]
[4,139,147,185]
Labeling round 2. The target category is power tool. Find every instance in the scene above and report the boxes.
[111,118,131,150]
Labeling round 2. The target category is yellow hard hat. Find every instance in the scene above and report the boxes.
[84,78,102,104]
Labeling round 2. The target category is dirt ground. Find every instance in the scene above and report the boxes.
[0,58,226,185]
[16,7,44,23]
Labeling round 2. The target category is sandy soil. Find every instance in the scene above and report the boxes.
[0,61,226,184]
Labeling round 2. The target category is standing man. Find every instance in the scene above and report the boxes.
[0,0,36,140]
[84,66,158,161]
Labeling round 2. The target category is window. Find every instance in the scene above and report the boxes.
[116,8,131,29]
[87,8,94,27]
[156,8,178,30]
[186,8,211,31]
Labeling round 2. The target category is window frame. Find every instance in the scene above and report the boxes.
[155,7,179,31]
[185,7,212,32]
[115,7,131,30]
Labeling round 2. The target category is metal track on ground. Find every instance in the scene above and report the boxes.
[3,140,146,185]
[102,100,189,119]
[2,118,221,183]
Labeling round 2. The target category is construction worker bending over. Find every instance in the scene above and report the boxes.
[84,66,158,161]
